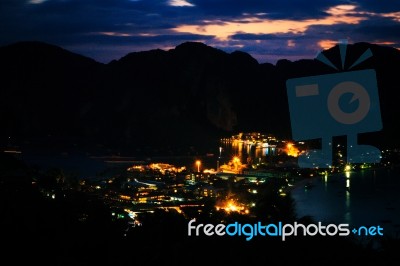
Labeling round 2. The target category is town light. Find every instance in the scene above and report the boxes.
[196,160,201,172]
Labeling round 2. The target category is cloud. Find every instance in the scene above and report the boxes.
[28,0,48,4]
[0,0,399,64]
[190,0,352,19]
[172,4,365,41]
[356,0,400,13]
[168,0,195,7]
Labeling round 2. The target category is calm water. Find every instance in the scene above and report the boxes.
[20,150,222,178]
[291,167,400,237]
[21,151,108,178]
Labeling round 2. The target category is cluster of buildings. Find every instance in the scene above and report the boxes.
[79,152,293,226]
[35,132,398,230]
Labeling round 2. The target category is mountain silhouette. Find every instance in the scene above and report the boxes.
[1,41,399,153]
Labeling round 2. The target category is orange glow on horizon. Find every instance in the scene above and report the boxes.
[91,4,398,54]
[318,39,338,50]
[374,41,396,46]
[172,4,364,41]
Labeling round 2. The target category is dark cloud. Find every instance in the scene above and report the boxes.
[304,16,400,44]
[191,0,346,19]
[231,33,309,41]
[0,0,399,63]
[0,0,186,46]
[353,23,400,41]
[356,0,400,13]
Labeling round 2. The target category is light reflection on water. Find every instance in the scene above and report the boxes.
[291,168,400,236]
[22,143,400,237]
[221,140,277,165]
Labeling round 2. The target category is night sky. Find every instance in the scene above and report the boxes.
[1,0,399,63]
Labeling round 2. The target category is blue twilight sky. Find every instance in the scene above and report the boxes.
[1,0,399,64]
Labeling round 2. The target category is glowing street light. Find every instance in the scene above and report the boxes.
[217,147,223,171]
[196,160,201,172]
